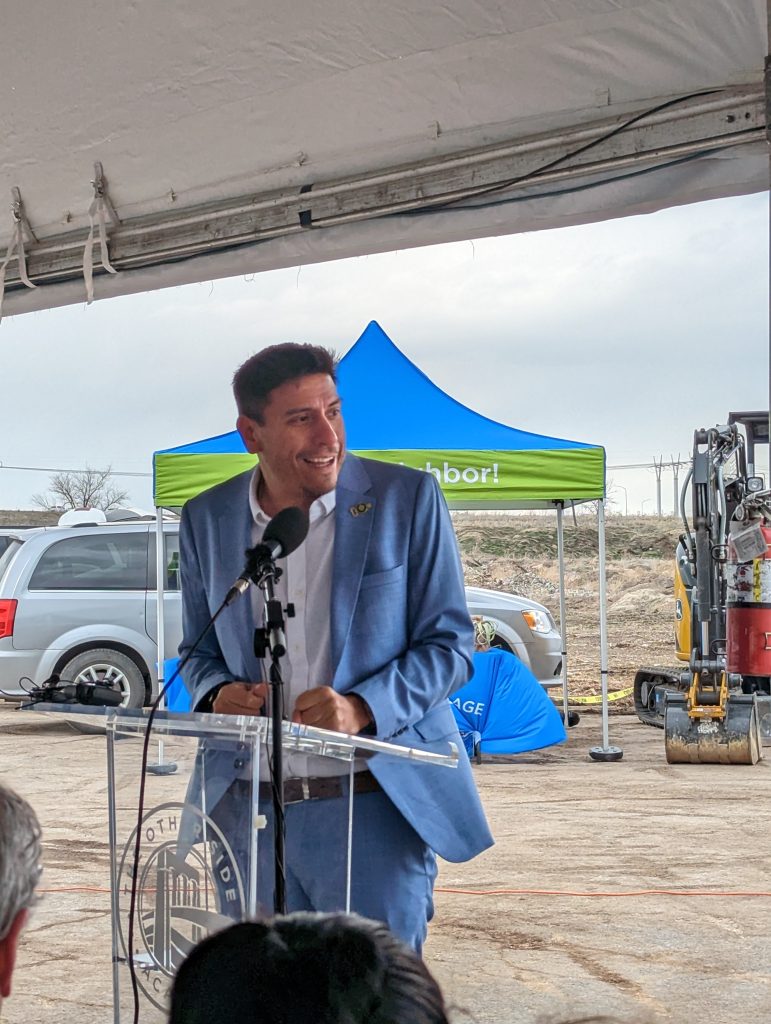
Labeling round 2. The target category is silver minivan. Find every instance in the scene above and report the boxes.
[0,520,562,707]
[0,521,181,707]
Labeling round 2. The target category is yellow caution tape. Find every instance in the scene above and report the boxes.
[568,686,634,705]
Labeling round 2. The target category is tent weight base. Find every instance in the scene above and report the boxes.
[589,745,623,762]
[559,710,580,727]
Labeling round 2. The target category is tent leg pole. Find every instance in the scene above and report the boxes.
[155,505,166,700]
[556,504,570,728]
[767,26,771,516]
[590,500,623,762]
[147,506,177,775]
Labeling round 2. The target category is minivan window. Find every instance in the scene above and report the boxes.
[28,534,149,591]
[0,540,22,582]
[147,532,181,591]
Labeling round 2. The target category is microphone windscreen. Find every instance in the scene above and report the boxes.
[263,506,309,557]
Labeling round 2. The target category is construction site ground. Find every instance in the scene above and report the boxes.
[1,515,769,1023]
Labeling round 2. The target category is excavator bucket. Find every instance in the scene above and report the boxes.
[664,693,763,765]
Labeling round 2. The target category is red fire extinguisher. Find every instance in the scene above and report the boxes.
[726,521,771,676]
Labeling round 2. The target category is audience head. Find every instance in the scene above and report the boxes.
[169,912,450,1024]
[0,784,42,1005]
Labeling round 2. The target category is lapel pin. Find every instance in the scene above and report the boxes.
[349,502,372,518]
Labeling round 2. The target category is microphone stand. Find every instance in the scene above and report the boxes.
[251,553,292,915]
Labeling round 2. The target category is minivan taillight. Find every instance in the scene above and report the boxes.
[0,600,17,638]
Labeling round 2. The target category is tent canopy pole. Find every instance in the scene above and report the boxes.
[590,501,623,762]
[147,507,177,775]
[556,503,570,727]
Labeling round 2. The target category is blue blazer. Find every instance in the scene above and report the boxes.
[179,454,493,863]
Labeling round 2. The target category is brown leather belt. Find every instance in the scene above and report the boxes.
[260,769,381,806]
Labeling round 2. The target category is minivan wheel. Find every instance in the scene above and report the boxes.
[59,649,146,709]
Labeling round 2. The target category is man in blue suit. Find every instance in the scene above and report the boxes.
[179,343,493,951]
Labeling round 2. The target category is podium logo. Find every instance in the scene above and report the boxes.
[117,801,244,1012]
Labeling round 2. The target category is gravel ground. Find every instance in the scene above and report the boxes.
[3,514,768,1024]
[1,707,770,1024]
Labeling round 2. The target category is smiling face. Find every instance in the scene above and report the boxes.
[237,373,346,516]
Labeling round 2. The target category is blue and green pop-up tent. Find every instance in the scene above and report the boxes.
[153,321,605,508]
[153,321,612,749]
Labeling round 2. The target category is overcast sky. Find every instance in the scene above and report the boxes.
[1,190,767,516]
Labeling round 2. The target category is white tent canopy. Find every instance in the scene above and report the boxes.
[0,0,767,316]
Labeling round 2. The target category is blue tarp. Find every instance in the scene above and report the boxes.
[451,649,567,757]
[163,658,192,712]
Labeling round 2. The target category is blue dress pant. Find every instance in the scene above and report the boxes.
[212,779,437,953]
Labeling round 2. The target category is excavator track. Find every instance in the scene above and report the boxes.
[633,667,684,729]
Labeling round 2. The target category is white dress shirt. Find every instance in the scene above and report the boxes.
[249,469,364,778]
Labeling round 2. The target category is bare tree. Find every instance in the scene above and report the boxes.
[603,476,623,515]
[573,497,611,517]
[32,466,129,512]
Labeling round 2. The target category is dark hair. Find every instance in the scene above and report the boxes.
[233,343,337,423]
[169,913,450,1024]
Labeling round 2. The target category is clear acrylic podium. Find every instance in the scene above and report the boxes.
[35,705,458,1022]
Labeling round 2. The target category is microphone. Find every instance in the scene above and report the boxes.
[251,505,310,564]
[63,682,125,707]
[28,677,124,707]
[225,506,309,605]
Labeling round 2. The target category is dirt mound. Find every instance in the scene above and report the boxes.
[454,513,681,561]
[454,513,680,695]
[611,587,670,617]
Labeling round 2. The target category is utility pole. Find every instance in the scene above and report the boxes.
[671,453,681,516]
[653,456,664,517]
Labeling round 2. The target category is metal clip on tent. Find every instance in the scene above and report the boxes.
[0,187,38,321]
[83,161,119,303]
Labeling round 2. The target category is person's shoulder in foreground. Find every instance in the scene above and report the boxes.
[169,912,451,1024]
[0,783,42,1010]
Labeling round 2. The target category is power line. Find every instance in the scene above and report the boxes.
[0,462,151,478]
[608,460,688,470]
[3,457,684,477]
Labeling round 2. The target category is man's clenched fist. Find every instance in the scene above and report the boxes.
[212,681,268,716]
[292,687,373,734]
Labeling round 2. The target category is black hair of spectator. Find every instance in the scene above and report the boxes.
[169,913,450,1024]
[233,343,338,423]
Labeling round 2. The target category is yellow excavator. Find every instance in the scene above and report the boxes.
[634,412,769,764]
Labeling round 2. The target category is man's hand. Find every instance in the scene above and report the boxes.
[212,682,268,716]
[292,687,373,734]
